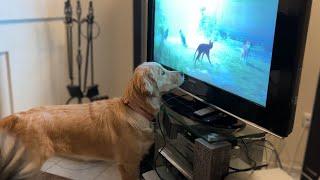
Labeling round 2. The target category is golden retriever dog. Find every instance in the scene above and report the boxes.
[0,62,184,180]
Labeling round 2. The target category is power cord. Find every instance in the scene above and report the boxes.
[228,138,259,175]
[243,138,283,169]
[224,137,289,179]
[228,164,268,175]
[264,140,283,169]
[241,138,257,169]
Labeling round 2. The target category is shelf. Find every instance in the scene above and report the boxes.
[163,104,265,143]
[159,147,193,180]
[148,166,176,180]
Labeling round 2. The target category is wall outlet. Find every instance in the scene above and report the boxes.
[302,112,312,128]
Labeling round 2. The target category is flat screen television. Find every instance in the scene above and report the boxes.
[147,0,312,137]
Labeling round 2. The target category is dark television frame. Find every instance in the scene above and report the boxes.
[146,0,312,137]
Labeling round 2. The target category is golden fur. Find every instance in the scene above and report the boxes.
[0,62,184,180]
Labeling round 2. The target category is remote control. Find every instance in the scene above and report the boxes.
[193,107,216,117]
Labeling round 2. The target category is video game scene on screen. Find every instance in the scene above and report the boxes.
[154,0,279,106]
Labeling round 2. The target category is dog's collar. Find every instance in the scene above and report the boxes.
[121,98,155,122]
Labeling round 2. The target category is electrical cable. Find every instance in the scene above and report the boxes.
[228,139,257,174]
[228,164,268,174]
[243,138,283,169]
[244,140,274,165]
[241,138,257,170]
[264,140,283,169]
[245,139,283,169]
[230,140,286,176]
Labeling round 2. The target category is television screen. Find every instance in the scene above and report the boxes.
[153,0,279,107]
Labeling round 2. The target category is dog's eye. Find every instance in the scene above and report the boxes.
[161,71,165,76]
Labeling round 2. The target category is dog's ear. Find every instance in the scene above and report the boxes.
[133,69,156,97]
[141,76,154,96]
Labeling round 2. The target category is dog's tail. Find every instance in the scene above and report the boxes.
[0,116,38,179]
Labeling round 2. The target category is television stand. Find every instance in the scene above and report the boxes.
[162,92,246,134]
[151,91,267,180]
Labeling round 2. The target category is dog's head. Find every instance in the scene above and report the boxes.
[128,62,184,97]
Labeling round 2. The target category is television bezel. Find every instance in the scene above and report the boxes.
[147,0,312,137]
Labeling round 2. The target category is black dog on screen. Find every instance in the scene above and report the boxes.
[194,40,214,64]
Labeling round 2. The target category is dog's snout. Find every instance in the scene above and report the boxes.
[176,72,184,85]
[179,72,184,78]
[177,72,184,80]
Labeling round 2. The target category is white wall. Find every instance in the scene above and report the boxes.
[0,52,14,118]
[93,0,133,97]
[0,20,68,112]
[0,0,62,19]
[0,0,133,114]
